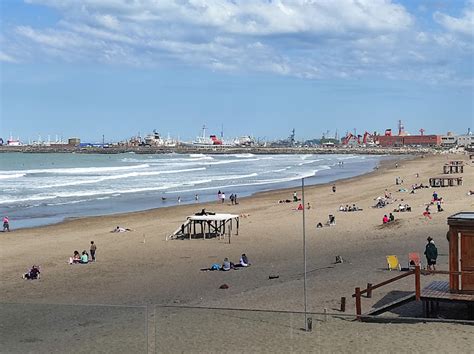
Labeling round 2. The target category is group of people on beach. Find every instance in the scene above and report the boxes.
[217,190,239,205]
[382,213,395,224]
[339,204,361,212]
[68,241,97,264]
[206,254,250,271]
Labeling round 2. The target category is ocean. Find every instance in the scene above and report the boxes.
[0,152,387,229]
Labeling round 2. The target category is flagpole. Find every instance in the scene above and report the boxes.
[302,177,308,331]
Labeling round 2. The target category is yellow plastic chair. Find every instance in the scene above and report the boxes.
[386,255,401,271]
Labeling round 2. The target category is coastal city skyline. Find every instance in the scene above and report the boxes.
[1,0,473,141]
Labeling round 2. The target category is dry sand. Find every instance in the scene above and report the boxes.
[1,153,473,353]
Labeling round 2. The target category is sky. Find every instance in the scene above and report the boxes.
[0,0,473,142]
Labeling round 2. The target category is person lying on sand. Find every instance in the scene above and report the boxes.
[111,226,132,233]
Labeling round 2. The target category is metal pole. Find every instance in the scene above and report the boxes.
[302,178,308,331]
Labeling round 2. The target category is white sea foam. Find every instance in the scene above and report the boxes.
[31,167,206,189]
[13,164,151,175]
[0,173,26,180]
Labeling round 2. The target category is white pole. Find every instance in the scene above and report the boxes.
[302,178,308,330]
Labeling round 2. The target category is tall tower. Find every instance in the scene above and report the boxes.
[398,120,404,136]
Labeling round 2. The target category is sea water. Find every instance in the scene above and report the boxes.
[0,152,387,229]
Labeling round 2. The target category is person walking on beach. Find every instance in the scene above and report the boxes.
[332,184,336,193]
[195,194,199,202]
[90,241,97,262]
[424,237,438,272]
[3,216,10,232]
[230,194,235,205]
[221,192,226,204]
[234,194,238,204]
[293,191,298,202]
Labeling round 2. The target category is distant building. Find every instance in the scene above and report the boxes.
[441,134,457,147]
[457,134,473,147]
[68,137,81,146]
[376,135,441,147]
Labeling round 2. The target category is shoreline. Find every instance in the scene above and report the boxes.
[8,153,404,232]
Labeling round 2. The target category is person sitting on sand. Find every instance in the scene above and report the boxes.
[297,203,304,211]
[239,254,250,267]
[80,251,89,264]
[69,250,81,264]
[307,202,311,210]
[316,222,323,228]
[383,215,389,224]
[389,213,395,222]
[327,215,336,226]
[196,209,208,216]
[23,265,40,280]
[111,226,131,233]
[221,257,233,271]
[339,205,345,211]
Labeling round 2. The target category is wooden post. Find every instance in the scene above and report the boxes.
[355,287,362,320]
[415,265,421,301]
[366,283,372,298]
[229,219,231,244]
[340,297,346,312]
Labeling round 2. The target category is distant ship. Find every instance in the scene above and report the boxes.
[185,125,230,147]
[183,125,255,147]
[6,134,22,146]
[143,130,177,147]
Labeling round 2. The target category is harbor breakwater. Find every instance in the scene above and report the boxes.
[0,145,433,155]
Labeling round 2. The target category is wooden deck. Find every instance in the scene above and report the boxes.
[421,281,474,303]
[421,281,474,318]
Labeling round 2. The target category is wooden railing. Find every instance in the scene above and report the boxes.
[352,266,421,320]
[352,267,474,320]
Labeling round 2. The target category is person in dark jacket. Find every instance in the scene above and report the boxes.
[424,237,438,272]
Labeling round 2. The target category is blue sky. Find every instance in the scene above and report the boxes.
[0,0,473,142]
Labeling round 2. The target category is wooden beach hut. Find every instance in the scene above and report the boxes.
[443,161,464,174]
[447,212,474,293]
[429,176,463,187]
[167,213,239,241]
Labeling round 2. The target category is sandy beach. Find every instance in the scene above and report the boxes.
[1,153,473,353]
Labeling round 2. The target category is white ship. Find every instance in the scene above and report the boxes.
[144,130,177,147]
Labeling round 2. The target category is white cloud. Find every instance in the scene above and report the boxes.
[1,1,468,85]
[434,2,474,37]
[0,51,17,63]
